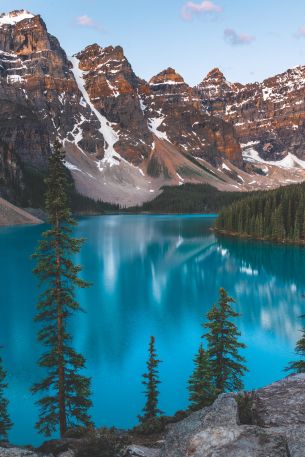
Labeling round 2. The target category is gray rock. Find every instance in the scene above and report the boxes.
[188,427,288,457]
[161,376,305,456]
[57,451,75,457]
[0,447,75,457]
[284,426,305,457]
[161,407,211,457]
[125,445,160,457]
[253,373,305,427]
[0,447,51,457]
[202,394,238,427]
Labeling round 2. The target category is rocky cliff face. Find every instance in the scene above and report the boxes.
[141,67,242,168]
[1,9,305,206]
[0,10,106,203]
[198,66,305,163]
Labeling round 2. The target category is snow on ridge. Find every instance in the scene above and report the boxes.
[64,161,95,180]
[0,10,34,27]
[70,56,123,168]
[243,148,305,170]
[150,80,184,86]
[148,109,171,142]
[6,74,23,84]
[221,163,231,172]
[176,173,184,185]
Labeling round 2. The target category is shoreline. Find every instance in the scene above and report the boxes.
[1,211,219,227]
[213,228,305,247]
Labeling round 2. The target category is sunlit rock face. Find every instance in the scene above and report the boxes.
[74,43,152,165]
[197,66,305,162]
[140,67,242,168]
[0,9,106,203]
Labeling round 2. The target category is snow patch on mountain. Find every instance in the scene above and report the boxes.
[150,80,184,86]
[243,148,305,170]
[70,56,123,168]
[148,110,171,142]
[0,10,34,27]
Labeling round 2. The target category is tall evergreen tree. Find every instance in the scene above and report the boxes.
[32,139,92,437]
[0,354,12,440]
[188,343,215,411]
[139,336,163,422]
[203,288,247,394]
[286,315,305,374]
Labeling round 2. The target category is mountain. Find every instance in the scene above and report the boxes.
[1,10,305,207]
[198,66,305,164]
[0,196,42,225]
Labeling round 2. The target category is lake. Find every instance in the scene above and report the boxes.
[0,214,304,445]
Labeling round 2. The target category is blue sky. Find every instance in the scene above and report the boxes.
[1,0,305,85]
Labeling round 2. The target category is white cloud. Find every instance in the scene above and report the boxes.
[181,1,223,21]
[296,27,305,38]
[224,28,255,46]
[75,15,99,29]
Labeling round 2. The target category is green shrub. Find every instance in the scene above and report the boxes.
[76,428,130,457]
[133,411,188,435]
[236,392,255,425]
[133,416,168,435]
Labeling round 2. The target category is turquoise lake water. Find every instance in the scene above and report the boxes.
[1,214,305,445]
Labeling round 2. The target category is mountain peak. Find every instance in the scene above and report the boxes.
[77,43,102,56]
[149,67,185,86]
[0,10,35,27]
[205,67,226,82]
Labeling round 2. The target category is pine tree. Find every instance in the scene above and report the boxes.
[0,354,12,440]
[215,182,305,244]
[188,343,215,411]
[139,336,163,422]
[286,314,305,373]
[203,288,247,395]
[32,139,93,437]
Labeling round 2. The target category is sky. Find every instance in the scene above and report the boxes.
[1,0,305,86]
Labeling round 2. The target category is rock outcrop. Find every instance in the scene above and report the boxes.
[198,66,305,163]
[160,374,305,457]
[142,67,242,168]
[3,375,305,457]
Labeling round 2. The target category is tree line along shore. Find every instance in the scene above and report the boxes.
[215,182,305,245]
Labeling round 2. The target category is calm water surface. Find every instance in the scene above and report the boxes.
[0,214,305,445]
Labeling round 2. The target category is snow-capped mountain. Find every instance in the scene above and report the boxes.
[1,10,305,207]
[198,67,305,163]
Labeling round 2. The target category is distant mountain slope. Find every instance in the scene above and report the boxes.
[198,67,305,164]
[1,9,305,208]
[0,197,42,226]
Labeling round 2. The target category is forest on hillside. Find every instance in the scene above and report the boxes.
[128,184,250,214]
[215,182,305,244]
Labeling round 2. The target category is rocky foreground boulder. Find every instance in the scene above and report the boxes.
[2,374,305,457]
[161,374,305,457]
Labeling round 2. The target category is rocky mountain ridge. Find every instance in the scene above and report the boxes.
[1,10,305,207]
[198,66,305,162]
